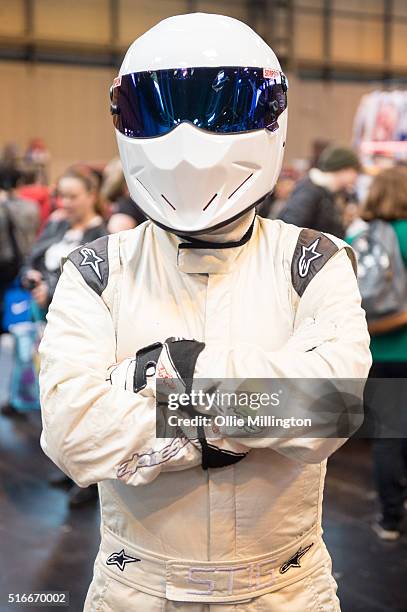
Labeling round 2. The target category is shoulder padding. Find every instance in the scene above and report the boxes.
[291,228,340,297]
[64,235,109,296]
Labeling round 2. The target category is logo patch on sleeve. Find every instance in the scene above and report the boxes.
[298,238,323,278]
[292,230,338,296]
[79,247,104,280]
[66,235,109,296]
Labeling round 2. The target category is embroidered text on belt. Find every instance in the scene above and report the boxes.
[98,525,325,603]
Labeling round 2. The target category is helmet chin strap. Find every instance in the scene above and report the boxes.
[174,209,256,247]
[192,209,256,244]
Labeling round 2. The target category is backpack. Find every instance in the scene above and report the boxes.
[352,219,407,320]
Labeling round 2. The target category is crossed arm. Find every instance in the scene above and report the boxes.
[39,250,371,487]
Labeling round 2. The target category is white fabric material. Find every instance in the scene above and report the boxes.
[84,523,331,606]
[84,563,341,611]
[39,217,371,609]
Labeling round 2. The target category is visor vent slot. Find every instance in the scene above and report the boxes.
[203,193,218,211]
[228,173,254,199]
[136,178,154,200]
[161,194,176,210]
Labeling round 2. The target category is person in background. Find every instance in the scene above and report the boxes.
[343,200,368,243]
[0,166,40,329]
[256,168,298,219]
[21,164,107,311]
[0,167,40,263]
[1,142,20,174]
[278,146,361,238]
[17,168,52,232]
[23,138,50,185]
[102,157,146,233]
[0,166,40,420]
[350,167,407,540]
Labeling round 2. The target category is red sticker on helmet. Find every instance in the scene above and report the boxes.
[112,76,122,88]
[263,68,280,79]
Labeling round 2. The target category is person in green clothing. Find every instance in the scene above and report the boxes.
[348,167,407,540]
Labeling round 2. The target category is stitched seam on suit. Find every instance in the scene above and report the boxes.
[94,573,112,612]
[304,573,322,612]
[286,226,301,329]
[233,465,237,558]
[316,462,325,532]
[110,233,123,363]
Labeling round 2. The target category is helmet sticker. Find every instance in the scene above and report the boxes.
[263,68,280,79]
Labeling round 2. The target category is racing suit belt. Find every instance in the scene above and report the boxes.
[98,524,326,603]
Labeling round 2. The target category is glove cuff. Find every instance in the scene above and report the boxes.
[198,427,248,470]
[164,337,205,393]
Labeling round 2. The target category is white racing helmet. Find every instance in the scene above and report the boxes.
[110,13,288,235]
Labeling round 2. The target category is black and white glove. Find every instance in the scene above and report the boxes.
[156,338,250,470]
[107,337,249,470]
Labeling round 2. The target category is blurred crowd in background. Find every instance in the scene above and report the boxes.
[0,127,406,538]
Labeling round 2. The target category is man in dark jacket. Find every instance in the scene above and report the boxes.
[278,146,361,238]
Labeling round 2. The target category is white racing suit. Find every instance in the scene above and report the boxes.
[39,216,371,611]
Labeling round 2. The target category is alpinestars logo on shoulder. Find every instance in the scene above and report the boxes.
[79,247,104,280]
[298,239,322,278]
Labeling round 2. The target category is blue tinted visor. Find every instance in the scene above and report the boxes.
[110,67,288,138]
